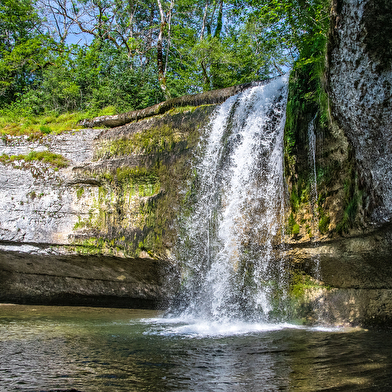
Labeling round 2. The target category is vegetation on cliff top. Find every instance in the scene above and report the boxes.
[0,0,330,134]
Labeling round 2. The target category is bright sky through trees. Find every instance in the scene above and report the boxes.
[0,0,329,117]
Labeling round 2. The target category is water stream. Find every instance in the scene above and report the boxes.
[173,75,289,323]
[1,305,392,391]
[307,115,321,283]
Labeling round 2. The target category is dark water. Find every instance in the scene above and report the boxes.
[1,305,392,391]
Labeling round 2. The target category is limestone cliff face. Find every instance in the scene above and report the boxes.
[0,129,101,246]
[329,0,392,224]
[0,106,215,307]
[283,0,392,326]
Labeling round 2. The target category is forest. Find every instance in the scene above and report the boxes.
[0,0,329,133]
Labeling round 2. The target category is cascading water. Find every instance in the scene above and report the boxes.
[307,116,321,282]
[308,116,318,222]
[172,75,289,323]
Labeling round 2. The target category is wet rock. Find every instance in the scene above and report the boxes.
[328,0,392,223]
[0,250,172,308]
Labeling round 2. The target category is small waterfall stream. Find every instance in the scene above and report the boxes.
[308,116,318,222]
[307,116,321,283]
[173,75,289,323]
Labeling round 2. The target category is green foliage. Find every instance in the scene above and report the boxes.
[0,150,69,168]
[0,110,85,136]
[282,0,332,238]
[283,0,330,158]
[318,212,330,234]
[0,0,333,140]
[292,223,300,235]
[39,125,52,134]
[1,0,328,119]
[0,0,48,104]
[290,272,330,299]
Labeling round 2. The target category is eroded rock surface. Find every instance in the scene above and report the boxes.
[0,107,214,307]
[329,0,392,223]
[283,0,392,326]
[0,251,171,308]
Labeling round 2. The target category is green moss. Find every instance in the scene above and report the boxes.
[335,166,364,234]
[71,166,163,256]
[166,105,199,115]
[76,187,84,199]
[284,45,367,237]
[290,272,331,300]
[318,212,330,234]
[70,106,214,258]
[290,186,300,212]
[71,236,139,257]
[94,106,216,161]
[39,125,52,134]
[0,111,86,136]
[0,150,69,168]
[286,212,296,235]
[292,223,300,235]
[95,123,186,160]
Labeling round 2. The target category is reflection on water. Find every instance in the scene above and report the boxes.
[1,305,392,391]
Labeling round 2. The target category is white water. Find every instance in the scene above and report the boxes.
[143,317,347,338]
[308,116,321,283]
[308,115,318,221]
[173,75,290,324]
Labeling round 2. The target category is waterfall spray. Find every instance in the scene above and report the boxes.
[173,75,290,322]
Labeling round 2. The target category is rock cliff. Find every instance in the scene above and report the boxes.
[329,0,392,224]
[0,0,391,326]
[283,0,392,326]
[0,105,216,308]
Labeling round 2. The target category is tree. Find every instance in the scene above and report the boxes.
[156,0,175,98]
[0,0,55,105]
[0,0,331,115]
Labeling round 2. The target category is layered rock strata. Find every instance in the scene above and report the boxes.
[0,106,215,307]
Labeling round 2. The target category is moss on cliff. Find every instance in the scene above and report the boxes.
[70,106,214,259]
[95,125,186,159]
[0,150,69,169]
[284,54,368,241]
[287,271,333,324]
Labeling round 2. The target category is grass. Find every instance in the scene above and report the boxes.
[0,150,69,168]
[0,112,85,136]
[0,106,117,137]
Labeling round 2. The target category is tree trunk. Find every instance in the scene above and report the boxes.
[156,0,171,99]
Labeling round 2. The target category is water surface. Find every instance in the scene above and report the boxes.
[1,305,392,391]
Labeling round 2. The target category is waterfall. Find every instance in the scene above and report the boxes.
[307,116,321,282]
[308,116,318,221]
[173,75,289,323]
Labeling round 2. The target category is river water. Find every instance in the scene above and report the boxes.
[1,305,392,391]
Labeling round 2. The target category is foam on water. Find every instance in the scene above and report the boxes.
[143,318,293,338]
[141,317,352,338]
